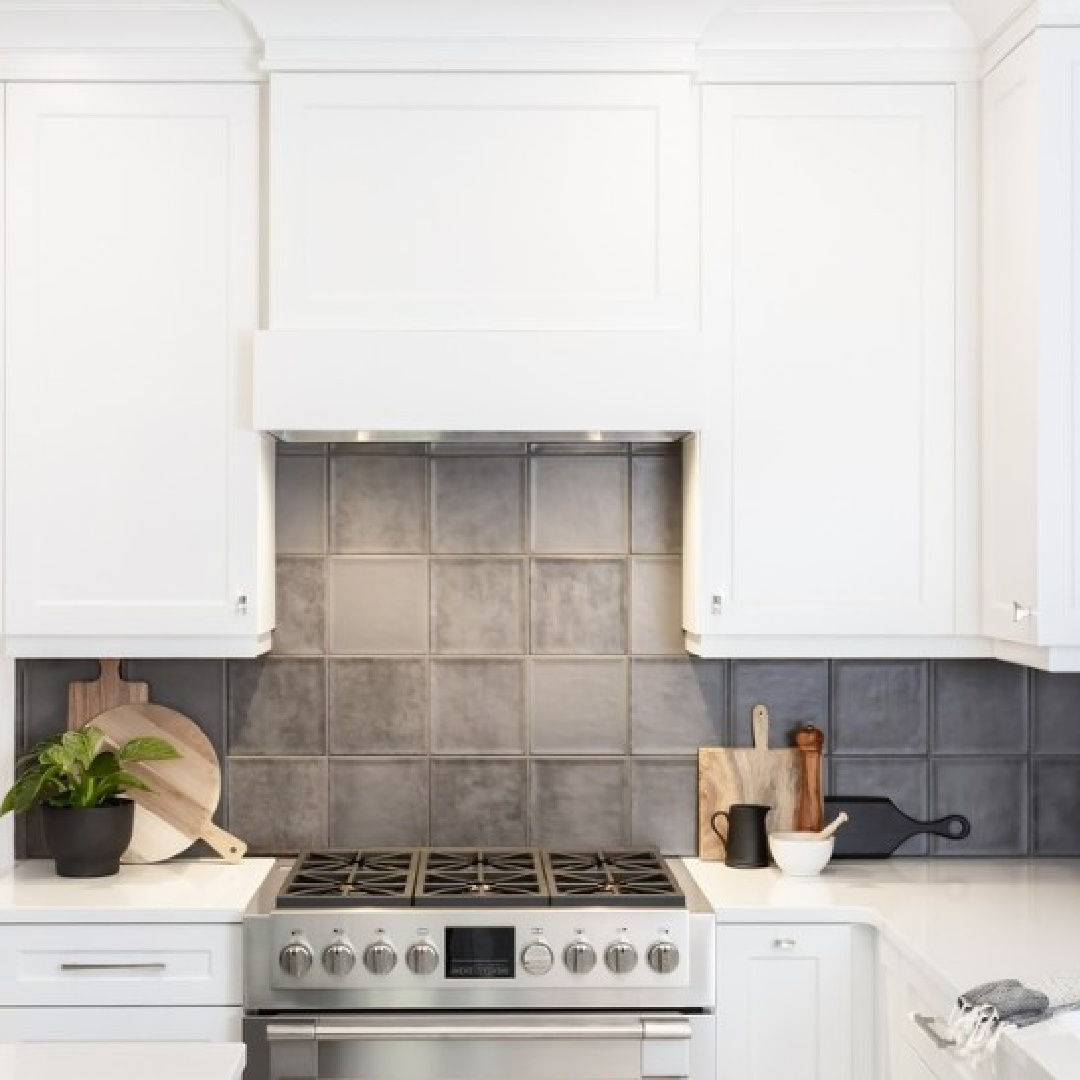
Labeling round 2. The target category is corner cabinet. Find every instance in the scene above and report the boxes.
[4,83,274,658]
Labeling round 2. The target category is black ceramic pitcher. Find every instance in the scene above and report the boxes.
[710,803,770,869]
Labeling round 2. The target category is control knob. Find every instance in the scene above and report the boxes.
[363,940,398,976]
[604,941,638,974]
[406,941,440,976]
[322,941,356,977]
[279,941,313,979]
[647,941,680,975]
[563,940,597,974]
[520,941,554,977]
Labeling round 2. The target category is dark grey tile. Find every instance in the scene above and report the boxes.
[530,456,629,554]
[631,455,682,554]
[731,661,829,747]
[18,658,103,747]
[277,442,327,455]
[124,659,227,762]
[330,455,426,553]
[631,759,698,855]
[1032,671,1080,754]
[530,759,629,848]
[631,557,684,655]
[331,442,426,455]
[431,558,526,654]
[431,456,526,554]
[933,660,1027,754]
[830,758,931,855]
[931,759,1028,856]
[431,660,525,755]
[430,442,527,456]
[329,659,428,755]
[328,557,428,654]
[329,758,429,847]
[273,557,325,656]
[529,659,629,754]
[228,757,327,854]
[531,559,627,655]
[833,661,929,755]
[1033,760,1080,855]
[276,453,326,555]
[431,759,528,847]
[228,658,326,756]
[631,659,725,754]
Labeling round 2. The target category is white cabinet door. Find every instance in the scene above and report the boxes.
[0,1006,242,1041]
[4,83,273,658]
[691,85,957,643]
[718,924,855,1080]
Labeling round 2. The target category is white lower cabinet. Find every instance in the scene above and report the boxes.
[0,1006,242,1042]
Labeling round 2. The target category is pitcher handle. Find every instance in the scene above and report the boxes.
[710,810,729,852]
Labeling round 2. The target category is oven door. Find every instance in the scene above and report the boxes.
[260,1013,694,1080]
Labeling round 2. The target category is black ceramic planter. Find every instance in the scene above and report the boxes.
[41,800,135,878]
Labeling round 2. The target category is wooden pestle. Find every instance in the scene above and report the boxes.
[794,724,825,832]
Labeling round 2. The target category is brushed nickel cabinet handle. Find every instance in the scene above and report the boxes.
[59,962,167,972]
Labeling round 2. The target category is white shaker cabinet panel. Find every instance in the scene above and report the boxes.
[4,83,273,657]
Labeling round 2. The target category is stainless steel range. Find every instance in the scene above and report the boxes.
[244,848,716,1080]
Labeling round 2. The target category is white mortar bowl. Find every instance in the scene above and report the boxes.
[768,833,835,877]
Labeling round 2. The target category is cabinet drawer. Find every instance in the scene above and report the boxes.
[0,1006,242,1042]
[0,923,241,1006]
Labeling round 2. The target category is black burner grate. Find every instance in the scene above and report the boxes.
[277,850,420,909]
[415,849,547,908]
[543,849,684,908]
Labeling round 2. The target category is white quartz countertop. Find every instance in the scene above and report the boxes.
[0,858,276,922]
[684,858,1080,1079]
[0,1041,244,1080]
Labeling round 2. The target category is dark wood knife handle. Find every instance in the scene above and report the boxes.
[794,725,825,832]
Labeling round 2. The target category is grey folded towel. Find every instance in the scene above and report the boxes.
[960,978,1079,1029]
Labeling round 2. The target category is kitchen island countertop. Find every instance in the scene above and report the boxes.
[0,1041,244,1080]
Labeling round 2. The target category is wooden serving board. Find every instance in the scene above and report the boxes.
[698,705,802,860]
[67,659,149,731]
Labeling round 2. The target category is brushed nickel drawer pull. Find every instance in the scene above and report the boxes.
[59,962,167,972]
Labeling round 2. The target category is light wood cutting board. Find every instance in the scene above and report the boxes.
[698,704,802,860]
[67,659,149,730]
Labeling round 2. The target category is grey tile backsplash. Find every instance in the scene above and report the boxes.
[15,442,1080,858]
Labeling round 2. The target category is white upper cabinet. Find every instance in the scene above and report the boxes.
[4,83,274,658]
[687,84,964,654]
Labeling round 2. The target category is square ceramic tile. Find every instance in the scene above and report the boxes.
[1033,759,1080,855]
[631,659,725,754]
[531,559,627,655]
[730,661,829,747]
[276,453,326,555]
[933,660,1028,754]
[431,660,525,754]
[431,558,526,654]
[329,659,428,755]
[18,658,103,748]
[1031,671,1080,754]
[328,557,428,654]
[631,759,698,855]
[430,759,528,847]
[530,759,629,848]
[631,455,682,554]
[630,557,684,655]
[227,658,326,756]
[329,758,429,847]
[124,658,227,760]
[228,757,327,854]
[272,557,325,656]
[330,455,427,553]
[529,659,629,754]
[530,456,629,554]
[833,661,929,755]
[431,456,526,553]
[931,759,1028,856]
[830,758,931,855]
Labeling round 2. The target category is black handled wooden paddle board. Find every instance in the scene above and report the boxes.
[825,796,971,858]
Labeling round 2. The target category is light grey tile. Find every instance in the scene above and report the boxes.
[18,658,103,748]
[931,759,1028,856]
[330,455,427,554]
[1032,671,1080,754]
[275,454,326,555]
[631,759,698,855]
[431,456,526,554]
[329,659,428,755]
[530,659,629,754]
[431,558,526,655]
[329,758,429,846]
[431,660,525,755]
[531,559,627,655]
[228,757,327,854]
[833,661,929,755]
[530,759,629,848]
[731,661,829,747]
[331,442,426,455]
[430,442,527,456]
[431,759,528,847]
[933,660,1027,755]
[631,455,682,555]
[277,442,327,455]
[228,658,326,756]
[328,557,428,654]
[530,442,629,455]
[631,557,684,656]
[1033,760,1080,855]
[831,758,931,855]
[273,557,325,656]
[531,456,629,554]
[631,658,725,754]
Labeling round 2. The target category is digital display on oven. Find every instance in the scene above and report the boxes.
[444,927,515,979]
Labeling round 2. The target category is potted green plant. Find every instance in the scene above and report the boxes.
[1,725,180,878]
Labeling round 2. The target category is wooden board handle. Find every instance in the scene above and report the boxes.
[199,822,247,863]
[752,704,771,751]
[794,724,825,832]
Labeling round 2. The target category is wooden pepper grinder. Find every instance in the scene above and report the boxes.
[794,724,825,832]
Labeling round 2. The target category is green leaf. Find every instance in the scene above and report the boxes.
[86,752,121,778]
[119,737,181,764]
[113,770,152,793]
[1,770,49,816]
